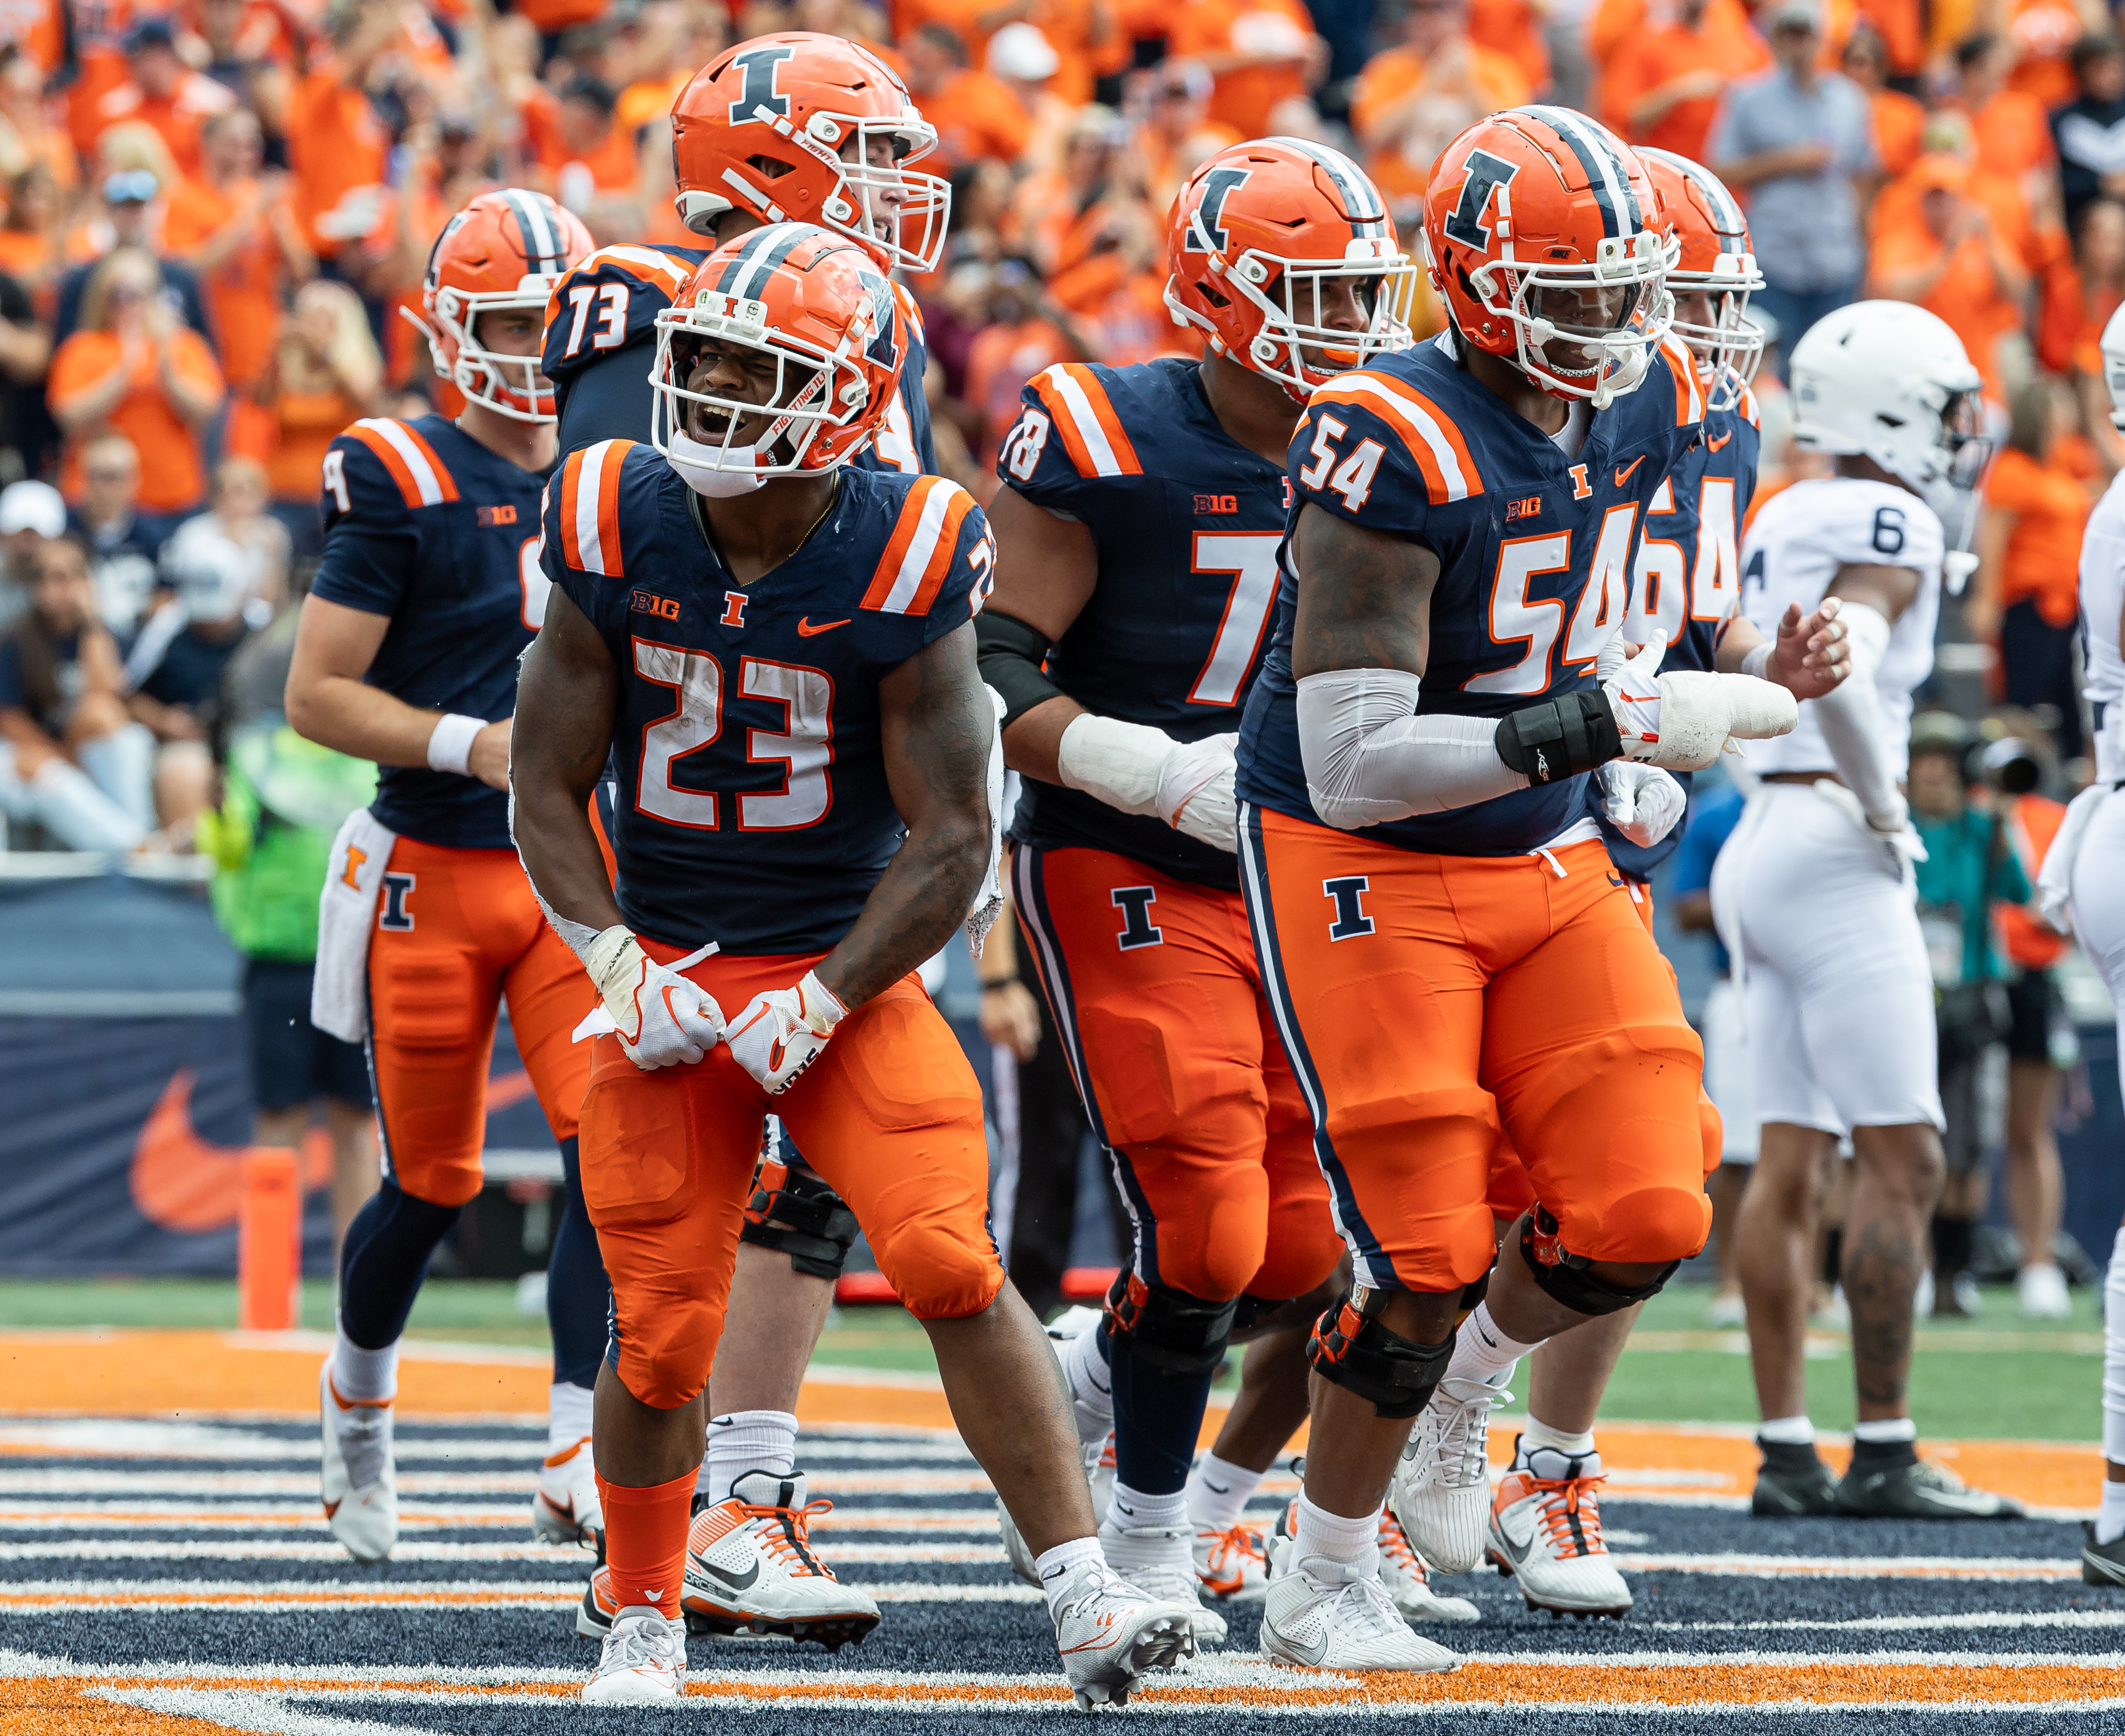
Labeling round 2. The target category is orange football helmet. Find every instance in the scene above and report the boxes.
[651,222,904,489]
[670,32,950,275]
[1638,146,1763,411]
[417,189,591,423]
[1164,136,1417,403]
[1423,107,1676,408]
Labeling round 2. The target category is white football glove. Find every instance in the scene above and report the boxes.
[726,969,848,1095]
[1597,761,1687,849]
[584,927,726,1070]
[1604,634,1798,771]
[1156,731,1238,852]
[1813,778,1928,882]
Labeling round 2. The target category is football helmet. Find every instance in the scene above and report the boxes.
[415,189,591,424]
[1637,146,1762,412]
[650,222,904,492]
[1788,300,1989,507]
[1163,136,1418,402]
[670,33,951,274]
[1423,106,1676,408]
[2099,298,2125,426]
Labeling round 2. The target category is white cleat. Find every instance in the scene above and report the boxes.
[1487,1441,1632,1618]
[532,1435,603,1550]
[1100,1521,1227,1645]
[1193,1520,1270,1603]
[318,1362,396,1563]
[1378,1507,1480,1623]
[1389,1374,1508,1575]
[2018,1263,2072,1319]
[682,1470,879,1649]
[1052,1566,1196,1709]
[1260,1546,1460,1672]
[581,1607,687,1704]
[1000,1431,1115,1588]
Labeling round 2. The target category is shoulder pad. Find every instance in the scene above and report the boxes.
[1306,371,1483,506]
[1658,336,1705,428]
[860,475,985,617]
[893,280,925,348]
[331,418,460,515]
[542,245,703,380]
[549,438,647,577]
[1022,363,1144,479]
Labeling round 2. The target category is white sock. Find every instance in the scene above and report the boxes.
[1851,1416,1917,1445]
[1758,1414,1815,1446]
[2098,1480,2125,1547]
[329,1320,398,1404]
[1447,1303,1540,1387]
[700,1408,797,1501]
[1291,1492,1380,1577]
[2105,1225,2125,1467]
[547,1381,594,1457]
[1105,1482,1186,1534]
[1035,1534,1106,1623]
[1185,1451,1265,1532]
[1063,1325,1114,1446]
[1518,1416,1596,1461]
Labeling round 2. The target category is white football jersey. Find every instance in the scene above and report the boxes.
[1736,476,1944,779]
[2080,470,2125,785]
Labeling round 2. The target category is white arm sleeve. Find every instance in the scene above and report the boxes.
[1296,668,1529,830]
[1807,601,1902,830]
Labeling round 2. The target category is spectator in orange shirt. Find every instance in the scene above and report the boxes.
[283,0,396,265]
[903,24,1034,168]
[95,17,240,180]
[1852,0,1924,79]
[988,23,1075,175]
[1972,376,2100,759]
[1167,0,1324,142]
[1350,0,1529,170]
[1006,103,1132,274]
[0,163,64,311]
[1605,0,1771,164]
[1956,32,2057,198]
[2005,0,2086,111]
[163,108,313,393]
[1842,23,1923,180]
[1869,150,2032,404]
[1128,60,1241,214]
[552,77,642,236]
[256,278,384,554]
[961,256,1080,469]
[48,248,225,532]
[0,45,78,194]
[1468,0,1548,95]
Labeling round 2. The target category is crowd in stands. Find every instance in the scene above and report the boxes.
[0,0,2116,859]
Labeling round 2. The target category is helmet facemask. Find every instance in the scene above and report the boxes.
[1668,249,1765,414]
[1172,236,1419,402]
[1454,226,1677,409]
[426,278,563,424]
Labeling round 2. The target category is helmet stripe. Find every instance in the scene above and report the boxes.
[716,222,814,298]
[1521,105,1640,238]
[1265,135,1388,238]
[502,189,564,274]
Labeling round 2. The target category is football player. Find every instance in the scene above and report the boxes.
[540,33,944,1639]
[509,224,1199,1707]
[2066,303,2125,1588]
[1716,301,2022,1522]
[284,190,604,1561]
[1232,107,1803,1669]
[980,139,1470,1636]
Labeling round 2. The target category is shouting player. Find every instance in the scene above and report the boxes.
[541,32,944,1640]
[510,224,1198,1707]
[981,139,1473,1636]
[1232,107,1800,1669]
[1717,301,2020,1521]
[286,191,603,1560]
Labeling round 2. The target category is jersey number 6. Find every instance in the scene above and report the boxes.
[632,640,833,832]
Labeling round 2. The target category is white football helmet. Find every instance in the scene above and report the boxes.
[2099,299,2125,426]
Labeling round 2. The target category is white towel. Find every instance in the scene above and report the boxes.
[2036,781,2113,936]
[311,807,400,1043]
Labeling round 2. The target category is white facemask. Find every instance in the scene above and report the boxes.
[666,430,767,498]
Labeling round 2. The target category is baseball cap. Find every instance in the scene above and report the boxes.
[0,480,66,539]
[1764,0,1822,32]
[988,23,1060,82]
[124,16,177,54]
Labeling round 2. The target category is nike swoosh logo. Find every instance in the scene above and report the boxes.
[1606,874,1625,887]
[1614,456,1646,487]
[1283,1625,1330,1666]
[1494,1524,1535,1567]
[692,1556,761,1591]
[797,617,850,636]
[1707,431,1733,452]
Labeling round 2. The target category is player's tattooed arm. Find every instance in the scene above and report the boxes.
[821,623,993,1010]
[510,590,627,937]
[1289,504,1437,679]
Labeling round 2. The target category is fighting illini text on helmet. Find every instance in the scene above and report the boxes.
[417,189,592,424]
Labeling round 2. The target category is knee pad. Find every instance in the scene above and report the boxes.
[1308,1286,1455,1419]
[1104,1268,1238,1377]
[740,1155,858,1281]
[1519,1204,1679,1316]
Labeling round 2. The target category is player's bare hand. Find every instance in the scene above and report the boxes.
[468,719,512,789]
[979,980,1041,1061]
[1769,598,1849,700]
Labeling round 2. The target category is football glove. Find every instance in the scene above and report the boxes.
[1597,761,1687,849]
[726,970,848,1095]
[583,927,726,1070]
[1057,715,1239,851]
[1813,778,1927,882]
[1156,731,1238,852]
[1604,634,1797,771]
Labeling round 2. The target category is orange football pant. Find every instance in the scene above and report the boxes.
[581,943,1003,1410]
[1013,845,1342,1305]
[1240,807,1712,1293]
[365,838,595,1209]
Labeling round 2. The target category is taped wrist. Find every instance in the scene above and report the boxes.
[1307,1286,1455,1419]
[974,609,1064,729]
[1494,690,1623,784]
[741,1156,859,1281]
[1058,713,1173,816]
[1519,1205,1680,1316]
[583,924,646,1024]
[1103,1268,1238,1377]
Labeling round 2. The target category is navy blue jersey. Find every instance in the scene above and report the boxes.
[1599,373,1762,880]
[997,358,1287,892]
[1237,330,1706,857]
[543,242,936,475]
[543,441,993,953]
[309,415,553,850]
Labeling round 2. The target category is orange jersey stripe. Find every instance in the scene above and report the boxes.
[557,440,632,576]
[860,476,975,615]
[1309,376,1483,504]
[1028,364,1142,478]
[1663,335,1705,427]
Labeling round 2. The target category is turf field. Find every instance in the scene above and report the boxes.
[1,1282,2116,1731]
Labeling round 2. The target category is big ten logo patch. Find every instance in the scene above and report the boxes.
[631,590,681,621]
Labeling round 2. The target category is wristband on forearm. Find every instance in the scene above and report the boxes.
[426,712,484,775]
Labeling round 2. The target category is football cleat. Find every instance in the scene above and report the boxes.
[2018,1263,2072,1320]
[1051,1566,1197,1709]
[581,1607,687,1704]
[1099,1521,1227,1644]
[1750,1439,1839,1517]
[2083,1521,2125,1587]
[1193,1520,1271,1602]
[1389,1374,1509,1575]
[577,1564,621,1639]
[1834,1451,2026,1520]
[1487,1440,1632,1618]
[1378,1507,1480,1623]
[682,1470,880,1648]
[999,1431,1115,1588]
[1260,1542,1460,1672]
[318,1363,396,1563]
[532,1435,603,1552]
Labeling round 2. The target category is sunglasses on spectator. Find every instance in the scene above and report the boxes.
[102,170,159,204]
[85,466,134,482]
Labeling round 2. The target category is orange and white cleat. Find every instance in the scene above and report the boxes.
[681,1471,879,1650]
[1487,1438,1633,1618]
[318,1363,396,1563]
[1192,1519,1270,1603]
[1377,1507,1480,1623]
[533,1435,604,1551]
